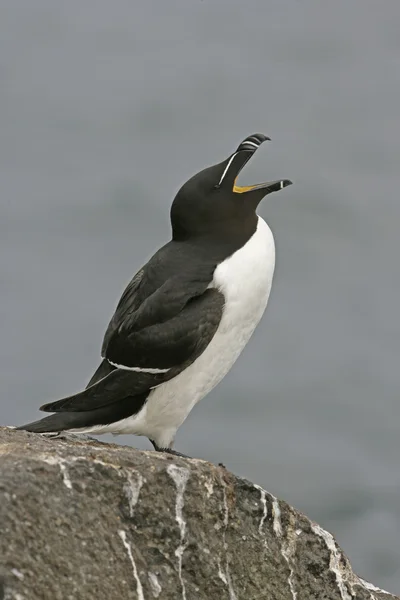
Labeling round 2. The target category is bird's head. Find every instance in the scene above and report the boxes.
[171,133,292,242]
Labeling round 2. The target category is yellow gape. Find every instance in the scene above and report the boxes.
[233,180,258,194]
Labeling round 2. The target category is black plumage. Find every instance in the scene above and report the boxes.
[18,133,292,446]
[41,286,224,413]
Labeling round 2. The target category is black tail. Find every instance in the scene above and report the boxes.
[17,411,101,433]
[17,359,116,432]
[40,368,149,413]
[17,391,149,433]
[16,360,157,434]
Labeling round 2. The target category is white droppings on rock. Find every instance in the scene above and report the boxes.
[284,562,297,600]
[359,578,392,598]
[38,453,122,492]
[167,464,190,600]
[253,484,268,534]
[308,523,387,600]
[118,530,144,600]
[59,463,72,489]
[281,512,298,600]
[148,572,162,598]
[37,453,148,520]
[225,565,237,599]
[91,458,121,471]
[204,479,214,497]
[311,524,352,600]
[217,558,228,585]
[11,568,24,580]
[295,529,302,536]
[124,470,144,517]
[222,483,229,529]
[41,455,72,490]
[272,497,282,537]
[167,465,189,537]
[219,479,237,600]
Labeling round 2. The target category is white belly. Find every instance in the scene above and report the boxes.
[81,217,275,447]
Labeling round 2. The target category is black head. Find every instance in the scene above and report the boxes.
[170,133,292,242]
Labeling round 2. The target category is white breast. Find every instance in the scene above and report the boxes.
[135,216,276,446]
[84,217,275,446]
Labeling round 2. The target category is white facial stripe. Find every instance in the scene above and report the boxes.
[107,359,170,374]
[218,152,238,186]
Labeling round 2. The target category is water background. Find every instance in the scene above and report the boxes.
[1,0,400,592]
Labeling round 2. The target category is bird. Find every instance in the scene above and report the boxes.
[18,133,292,456]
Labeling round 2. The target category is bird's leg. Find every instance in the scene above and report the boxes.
[150,439,192,459]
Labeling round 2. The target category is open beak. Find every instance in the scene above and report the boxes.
[217,133,292,195]
[233,178,293,194]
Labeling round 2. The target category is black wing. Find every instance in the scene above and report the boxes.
[102,241,220,369]
[41,286,224,413]
[103,274,222,368]
[41,242,225,414]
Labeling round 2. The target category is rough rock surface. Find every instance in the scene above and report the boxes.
[0,427,397,600]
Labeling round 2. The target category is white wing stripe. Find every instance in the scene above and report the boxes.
[107,359,170,374]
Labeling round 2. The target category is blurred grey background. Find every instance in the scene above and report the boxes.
[1,0,399,592]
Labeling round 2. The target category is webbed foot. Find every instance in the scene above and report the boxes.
[150,440,192,459]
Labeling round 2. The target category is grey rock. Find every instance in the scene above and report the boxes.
[0,427,397,600]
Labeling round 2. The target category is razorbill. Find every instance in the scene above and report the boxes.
[18,133,292,455]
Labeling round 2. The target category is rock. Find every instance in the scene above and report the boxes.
[0,427,396,600]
